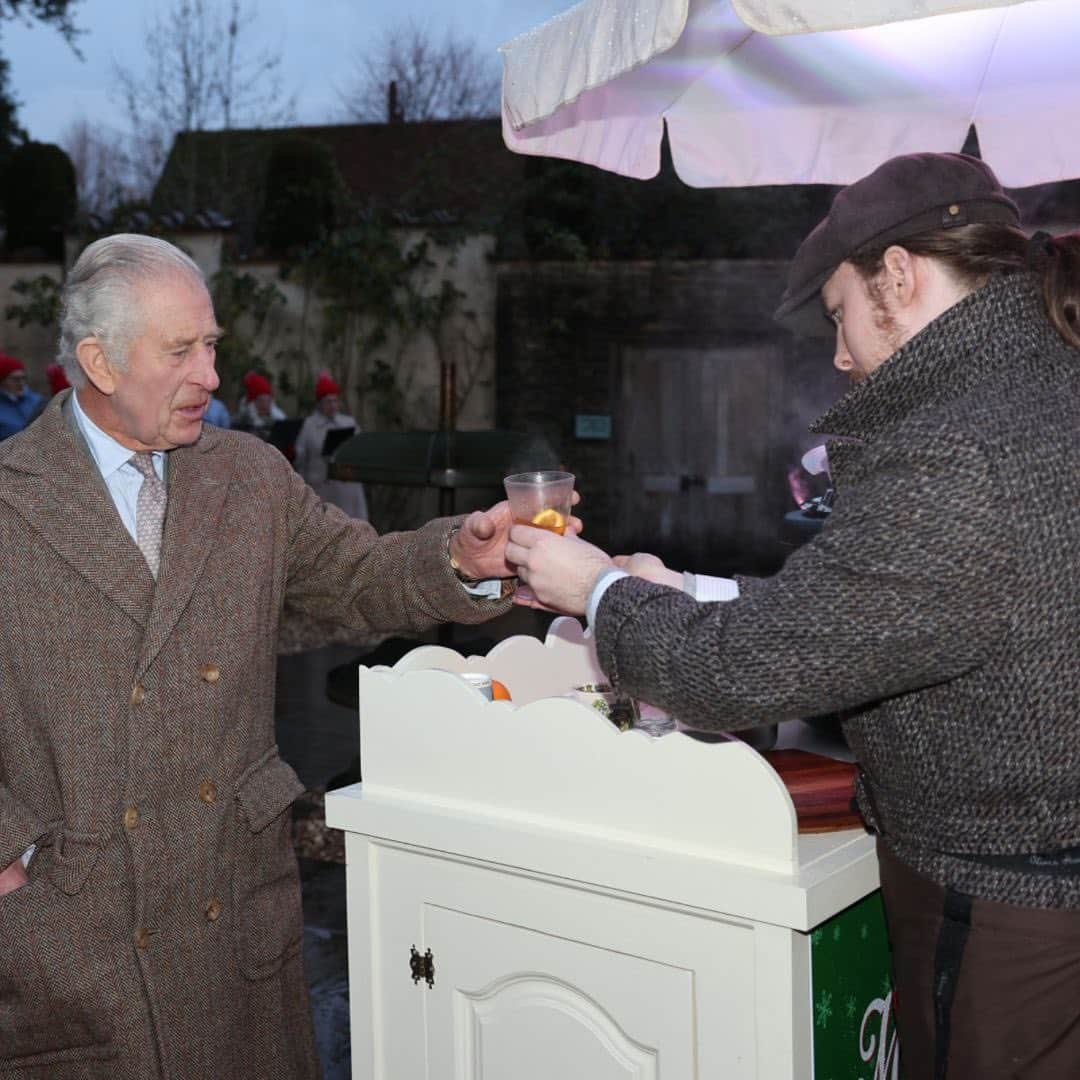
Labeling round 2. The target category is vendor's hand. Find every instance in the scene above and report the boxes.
[505,525,613,616]
[613,552,682,589]
[450,496,583,580]
[0,858,28,896]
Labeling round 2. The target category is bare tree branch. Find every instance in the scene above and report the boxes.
[112,0,296,202]
[60,116,136,216]
[341,20,500,123]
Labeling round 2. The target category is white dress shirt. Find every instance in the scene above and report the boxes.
[71,390,165,543]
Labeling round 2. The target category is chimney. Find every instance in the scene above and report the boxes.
[387,80,404,124]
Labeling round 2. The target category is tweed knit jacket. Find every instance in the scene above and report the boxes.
[596,273,1080,909]
[0,394,510,1079]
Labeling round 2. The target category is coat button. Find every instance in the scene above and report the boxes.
[204,897,223,922]
[198,780,218,804]
[199,663,221,683]
[131,683,146,706]
[134,927,150,950]
[123,806,140,830]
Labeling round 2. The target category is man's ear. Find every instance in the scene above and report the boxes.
[881,245,917,308]
[75,337,117,396]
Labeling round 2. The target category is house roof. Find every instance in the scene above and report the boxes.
[152,118,1080,260]
[153,117,525,239]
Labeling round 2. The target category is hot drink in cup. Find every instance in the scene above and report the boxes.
[504,471,575,535]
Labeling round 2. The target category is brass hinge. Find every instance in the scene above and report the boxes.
[409,945,435,988]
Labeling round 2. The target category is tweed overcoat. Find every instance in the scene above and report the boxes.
[0,392,509,1079]
[596,274,1080,908]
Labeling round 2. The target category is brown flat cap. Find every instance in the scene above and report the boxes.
[774,152,1020,337]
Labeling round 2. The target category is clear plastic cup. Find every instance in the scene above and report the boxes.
[504,470,575,534]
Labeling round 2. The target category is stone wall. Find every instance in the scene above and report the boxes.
[1,230,497,431]
[205,233,497,435]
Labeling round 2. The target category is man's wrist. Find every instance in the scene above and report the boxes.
[446,525,478,583]
[587,567,628,627]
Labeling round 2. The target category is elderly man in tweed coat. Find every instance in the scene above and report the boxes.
[507,154,1080,1078]
[0,234,523,1078]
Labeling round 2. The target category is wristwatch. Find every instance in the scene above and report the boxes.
[447,526,479,583]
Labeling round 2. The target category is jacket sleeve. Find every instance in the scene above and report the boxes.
[595,432,1011,727]
[279,454,511,635]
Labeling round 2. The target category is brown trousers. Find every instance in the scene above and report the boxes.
[877,841,1080,1079]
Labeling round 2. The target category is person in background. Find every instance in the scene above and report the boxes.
[202,394,231,428]
[292,370,368,519]
[0,352,44,440]
[45,362,70,396]
[234,369,286,434]
[506,153,1080,1079]
[27,363,74,424]
[0,233,545,1080]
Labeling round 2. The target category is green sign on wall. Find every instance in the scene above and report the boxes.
[811,890,900,1079]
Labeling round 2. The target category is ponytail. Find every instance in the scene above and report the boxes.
[1035,232,1080,350]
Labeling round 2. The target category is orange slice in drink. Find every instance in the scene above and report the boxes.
[491,679,512,701]
[530,509,566,533]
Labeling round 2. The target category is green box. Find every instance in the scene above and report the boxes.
[811,891,901,1078]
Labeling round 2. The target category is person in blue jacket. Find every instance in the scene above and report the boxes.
[0,353,44,440]
[202,394,231,428]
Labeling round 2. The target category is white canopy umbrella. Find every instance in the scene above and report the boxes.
[500,0,1079,187]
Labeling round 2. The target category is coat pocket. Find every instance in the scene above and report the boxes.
[232,745,306,981]
[0,837,118,1070]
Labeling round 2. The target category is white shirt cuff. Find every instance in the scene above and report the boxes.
[588,568,739,628]
[682,572,740,602]
[460,578,503,599]
[587,568,629,627]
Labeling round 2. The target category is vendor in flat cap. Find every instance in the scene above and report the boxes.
[506,152,1080,1078]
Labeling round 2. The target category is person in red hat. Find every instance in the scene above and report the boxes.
[45,362,71,396]
[0,353,44,440]
[293,370,367,518]
[234,369,286,434]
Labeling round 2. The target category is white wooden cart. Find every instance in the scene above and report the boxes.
[326,619,894,1079]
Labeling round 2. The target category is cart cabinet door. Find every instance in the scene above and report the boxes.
[370,845,765,1079]
[429,906,691,1079]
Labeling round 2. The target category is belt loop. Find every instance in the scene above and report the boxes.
[932,887,974,1080]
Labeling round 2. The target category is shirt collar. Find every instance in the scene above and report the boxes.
[71,389,166,479]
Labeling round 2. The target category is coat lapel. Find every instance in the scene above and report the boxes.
[136,427,235,677]
[0,392,153,627]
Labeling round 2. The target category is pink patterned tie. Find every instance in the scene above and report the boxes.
[130,452,166,578]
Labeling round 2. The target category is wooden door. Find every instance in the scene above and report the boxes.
[612,345,780,574]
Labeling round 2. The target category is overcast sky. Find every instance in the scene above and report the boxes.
[1,0,576,145]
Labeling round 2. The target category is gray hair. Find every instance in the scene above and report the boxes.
[58,234,206,388]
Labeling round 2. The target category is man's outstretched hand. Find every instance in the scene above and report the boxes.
[449,497,583,582]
